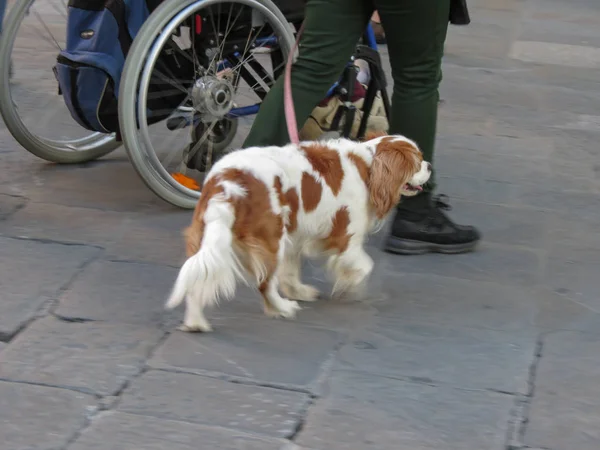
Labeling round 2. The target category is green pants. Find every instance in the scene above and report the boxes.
[243,0,450,190]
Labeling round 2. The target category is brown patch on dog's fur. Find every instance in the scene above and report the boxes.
[184,176,224,258]
[302,144,344,195]
[274,176,300,233]
[184,169,284,285]
[347,152,370,187]
[301,172,322,212]
[323,207,352,253]
[369,138,422,219]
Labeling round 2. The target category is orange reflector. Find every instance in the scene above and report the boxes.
[172,173,200,191]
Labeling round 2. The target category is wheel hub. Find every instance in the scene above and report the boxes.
[191,76,234,122]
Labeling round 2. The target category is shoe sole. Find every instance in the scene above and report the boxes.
[384,236,479,255]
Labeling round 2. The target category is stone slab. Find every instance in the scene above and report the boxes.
[525,331,600,450]
[374,242,541,288]
[0,194,27,220]
[543,217,600,311]
[434,142,597,193]
[0,236,100,340]
[297,370,514,450]
[69,411,289,450]
[435,176,519,205]
[0,317,164,396]
[105,209,191,267]
[534,287,600,334]
[18,158,162,212]
[510,41,600,69]
[117,370,308,438]
[150,317,342,388]
[516,187,600,222]
[211,290,376,332]
[430,200,554,250]
[0,202,129,248]
[0,380,95,450]
[336,319,535,394]
[55,260,178,325]
[369,273,536,332]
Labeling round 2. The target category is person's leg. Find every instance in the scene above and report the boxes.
[375,0,480,254]
[242,0,372,148]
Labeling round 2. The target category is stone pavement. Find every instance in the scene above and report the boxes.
[1,0,600,448]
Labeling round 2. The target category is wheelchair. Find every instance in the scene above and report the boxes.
[0,0,390,209]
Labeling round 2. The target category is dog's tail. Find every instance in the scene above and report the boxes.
[165,198,244,310]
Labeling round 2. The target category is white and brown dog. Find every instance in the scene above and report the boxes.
[166,133,431,332]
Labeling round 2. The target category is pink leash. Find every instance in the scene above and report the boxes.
[284,21,305,145]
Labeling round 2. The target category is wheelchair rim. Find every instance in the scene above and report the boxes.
[135,0,294,199]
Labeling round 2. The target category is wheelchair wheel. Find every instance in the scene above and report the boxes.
[0,0,119,164]
[119,0,295,209]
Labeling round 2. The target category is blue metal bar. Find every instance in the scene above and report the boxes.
[227,104,260,117]
[364,22,378,50]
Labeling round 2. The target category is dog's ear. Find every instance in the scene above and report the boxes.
[361,130,388,142]
[369,138,420,219]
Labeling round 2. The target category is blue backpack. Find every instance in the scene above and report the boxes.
[54,0,190,134]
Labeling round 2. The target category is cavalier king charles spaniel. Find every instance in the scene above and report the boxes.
[166,133,431,332]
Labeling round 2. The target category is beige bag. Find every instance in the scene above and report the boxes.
[299,90,389,141]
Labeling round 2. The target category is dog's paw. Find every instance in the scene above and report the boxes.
[265,299,301,319]
[294,283,320,302]
[281,281,320,302]
[178,321,213,333]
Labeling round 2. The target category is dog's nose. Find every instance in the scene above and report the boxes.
[426,162,432,172]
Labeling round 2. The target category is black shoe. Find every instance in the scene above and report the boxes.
[385,194,481,255]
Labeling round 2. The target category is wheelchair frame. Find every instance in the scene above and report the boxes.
[0,0,390,208]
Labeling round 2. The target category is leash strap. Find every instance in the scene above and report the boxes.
[284,21,305,145]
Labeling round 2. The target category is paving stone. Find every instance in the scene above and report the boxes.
[369,273,536,332]
[440,69,547,112]
[0,194,27,220]
[117,370,308,438]
[0,380,95,450]
[436,176,519,205]
[69,411,289,450]
[434,144,597,193]
[336,320,535,393]
[206,286,376,333]
[19,158,163,212]
[543,216,600,311]
[55,260,178,325]
[150,317,342,388]
[544,255,600,312]
[445,20,513,61]
[549,128,600,166]
[0,317,163,396]
[0,237,100,340]
[297,370,514,450]
[534,287,600,334]
[474,0,525,12]
[525,331,600,450]
[510,41,600,69]
[105,209,191,267]
[374,242,542,287]
[440,201,553,249]
[556,113,600,133]
[0,202,129,247]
